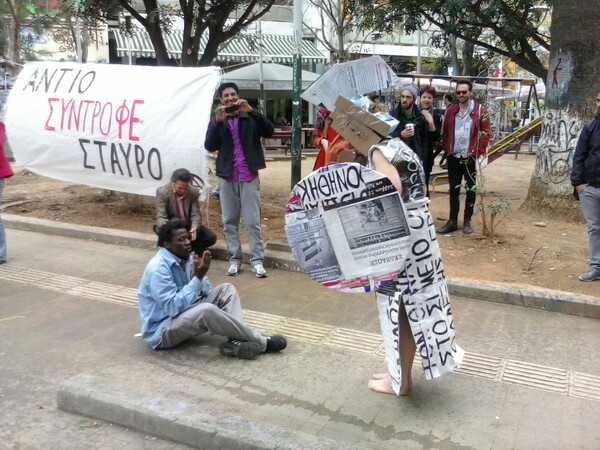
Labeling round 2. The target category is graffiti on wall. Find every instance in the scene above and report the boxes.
[536,108,582,185]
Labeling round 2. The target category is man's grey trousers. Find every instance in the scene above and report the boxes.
[218,177,265,266]
[159,283,267,350]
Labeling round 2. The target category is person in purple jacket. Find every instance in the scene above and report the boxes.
[204,83,274,278]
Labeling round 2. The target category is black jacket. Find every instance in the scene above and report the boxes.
[571,117,600,190]
[204,110,274,178]
[389,106,429,163]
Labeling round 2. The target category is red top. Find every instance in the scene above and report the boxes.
[0,123,13,179]
[442,102,492,158]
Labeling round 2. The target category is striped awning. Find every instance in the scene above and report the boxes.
[112,29,327,63]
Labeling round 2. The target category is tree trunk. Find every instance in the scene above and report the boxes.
[523,0,600,219]
[9,1,21,64]
[461,40,475,76]
[146,20,170,65]
[180,4,202,67]
[141,0,170,65]
[81,19,89,63]
[197,35,220,67]
[448,35,460,75]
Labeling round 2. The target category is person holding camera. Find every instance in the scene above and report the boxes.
[204,82,274,278]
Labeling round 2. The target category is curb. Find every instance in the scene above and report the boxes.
[5,214,600,319]
[57,374,352,450]
[447,278,600,319]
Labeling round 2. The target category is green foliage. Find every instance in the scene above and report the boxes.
[466,168,512,237]
[353,0,551,78]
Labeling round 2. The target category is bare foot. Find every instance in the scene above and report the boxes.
[368,373,412,396]
[367,375,396,395]
[370,373,388,380]
[398,384,411,396]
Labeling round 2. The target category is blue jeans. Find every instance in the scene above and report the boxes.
[580,185,600,271]
[0,178,5,262]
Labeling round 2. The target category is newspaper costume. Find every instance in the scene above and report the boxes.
[284,137,463,396]
[369,138,464,394]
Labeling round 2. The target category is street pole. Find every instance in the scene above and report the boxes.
[258,19,265,114]
[416,29,421,74]
[291,0,303,188]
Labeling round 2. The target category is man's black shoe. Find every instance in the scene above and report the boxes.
[266,335,287,352]
[219,340,262,359]
[436,220,457,234]
[463,221,473,235]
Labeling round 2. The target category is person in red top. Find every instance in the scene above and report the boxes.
[0,123,14,264]
[437,80,491,235]
[311,106,353,170]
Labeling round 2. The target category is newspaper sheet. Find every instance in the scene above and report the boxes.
[301,56,400,112]
[285,162,411,293]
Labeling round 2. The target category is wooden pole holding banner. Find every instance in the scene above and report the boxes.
[291,0,302,188]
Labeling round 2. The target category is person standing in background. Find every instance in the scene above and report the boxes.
[204,82,273,278]
[0,123,14,264]
[570,91,600,282]
[437,80,491,235]
[389,85,435,166]
[418,85,443,195]
[311,106,353,170]
[437,93,456,169]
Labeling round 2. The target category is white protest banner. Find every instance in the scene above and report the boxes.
[4,62,221,196]
[285,162,412,293]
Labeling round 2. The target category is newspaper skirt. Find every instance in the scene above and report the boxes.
[367,138,463,394]
[375,198,464,393]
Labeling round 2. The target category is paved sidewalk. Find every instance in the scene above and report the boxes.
[2,228,600,449]
[4,213,600,319]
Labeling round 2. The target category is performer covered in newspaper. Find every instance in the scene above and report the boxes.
[365,138,464,396]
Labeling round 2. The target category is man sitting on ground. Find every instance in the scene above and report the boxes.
[156,168,217,256]
[137,219,287,358]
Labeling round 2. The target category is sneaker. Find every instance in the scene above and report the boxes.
[578,269,600,282]
[227,264,240,276]
[219,340,262,359]
[265,335,287,352]
[251,264,268,278]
